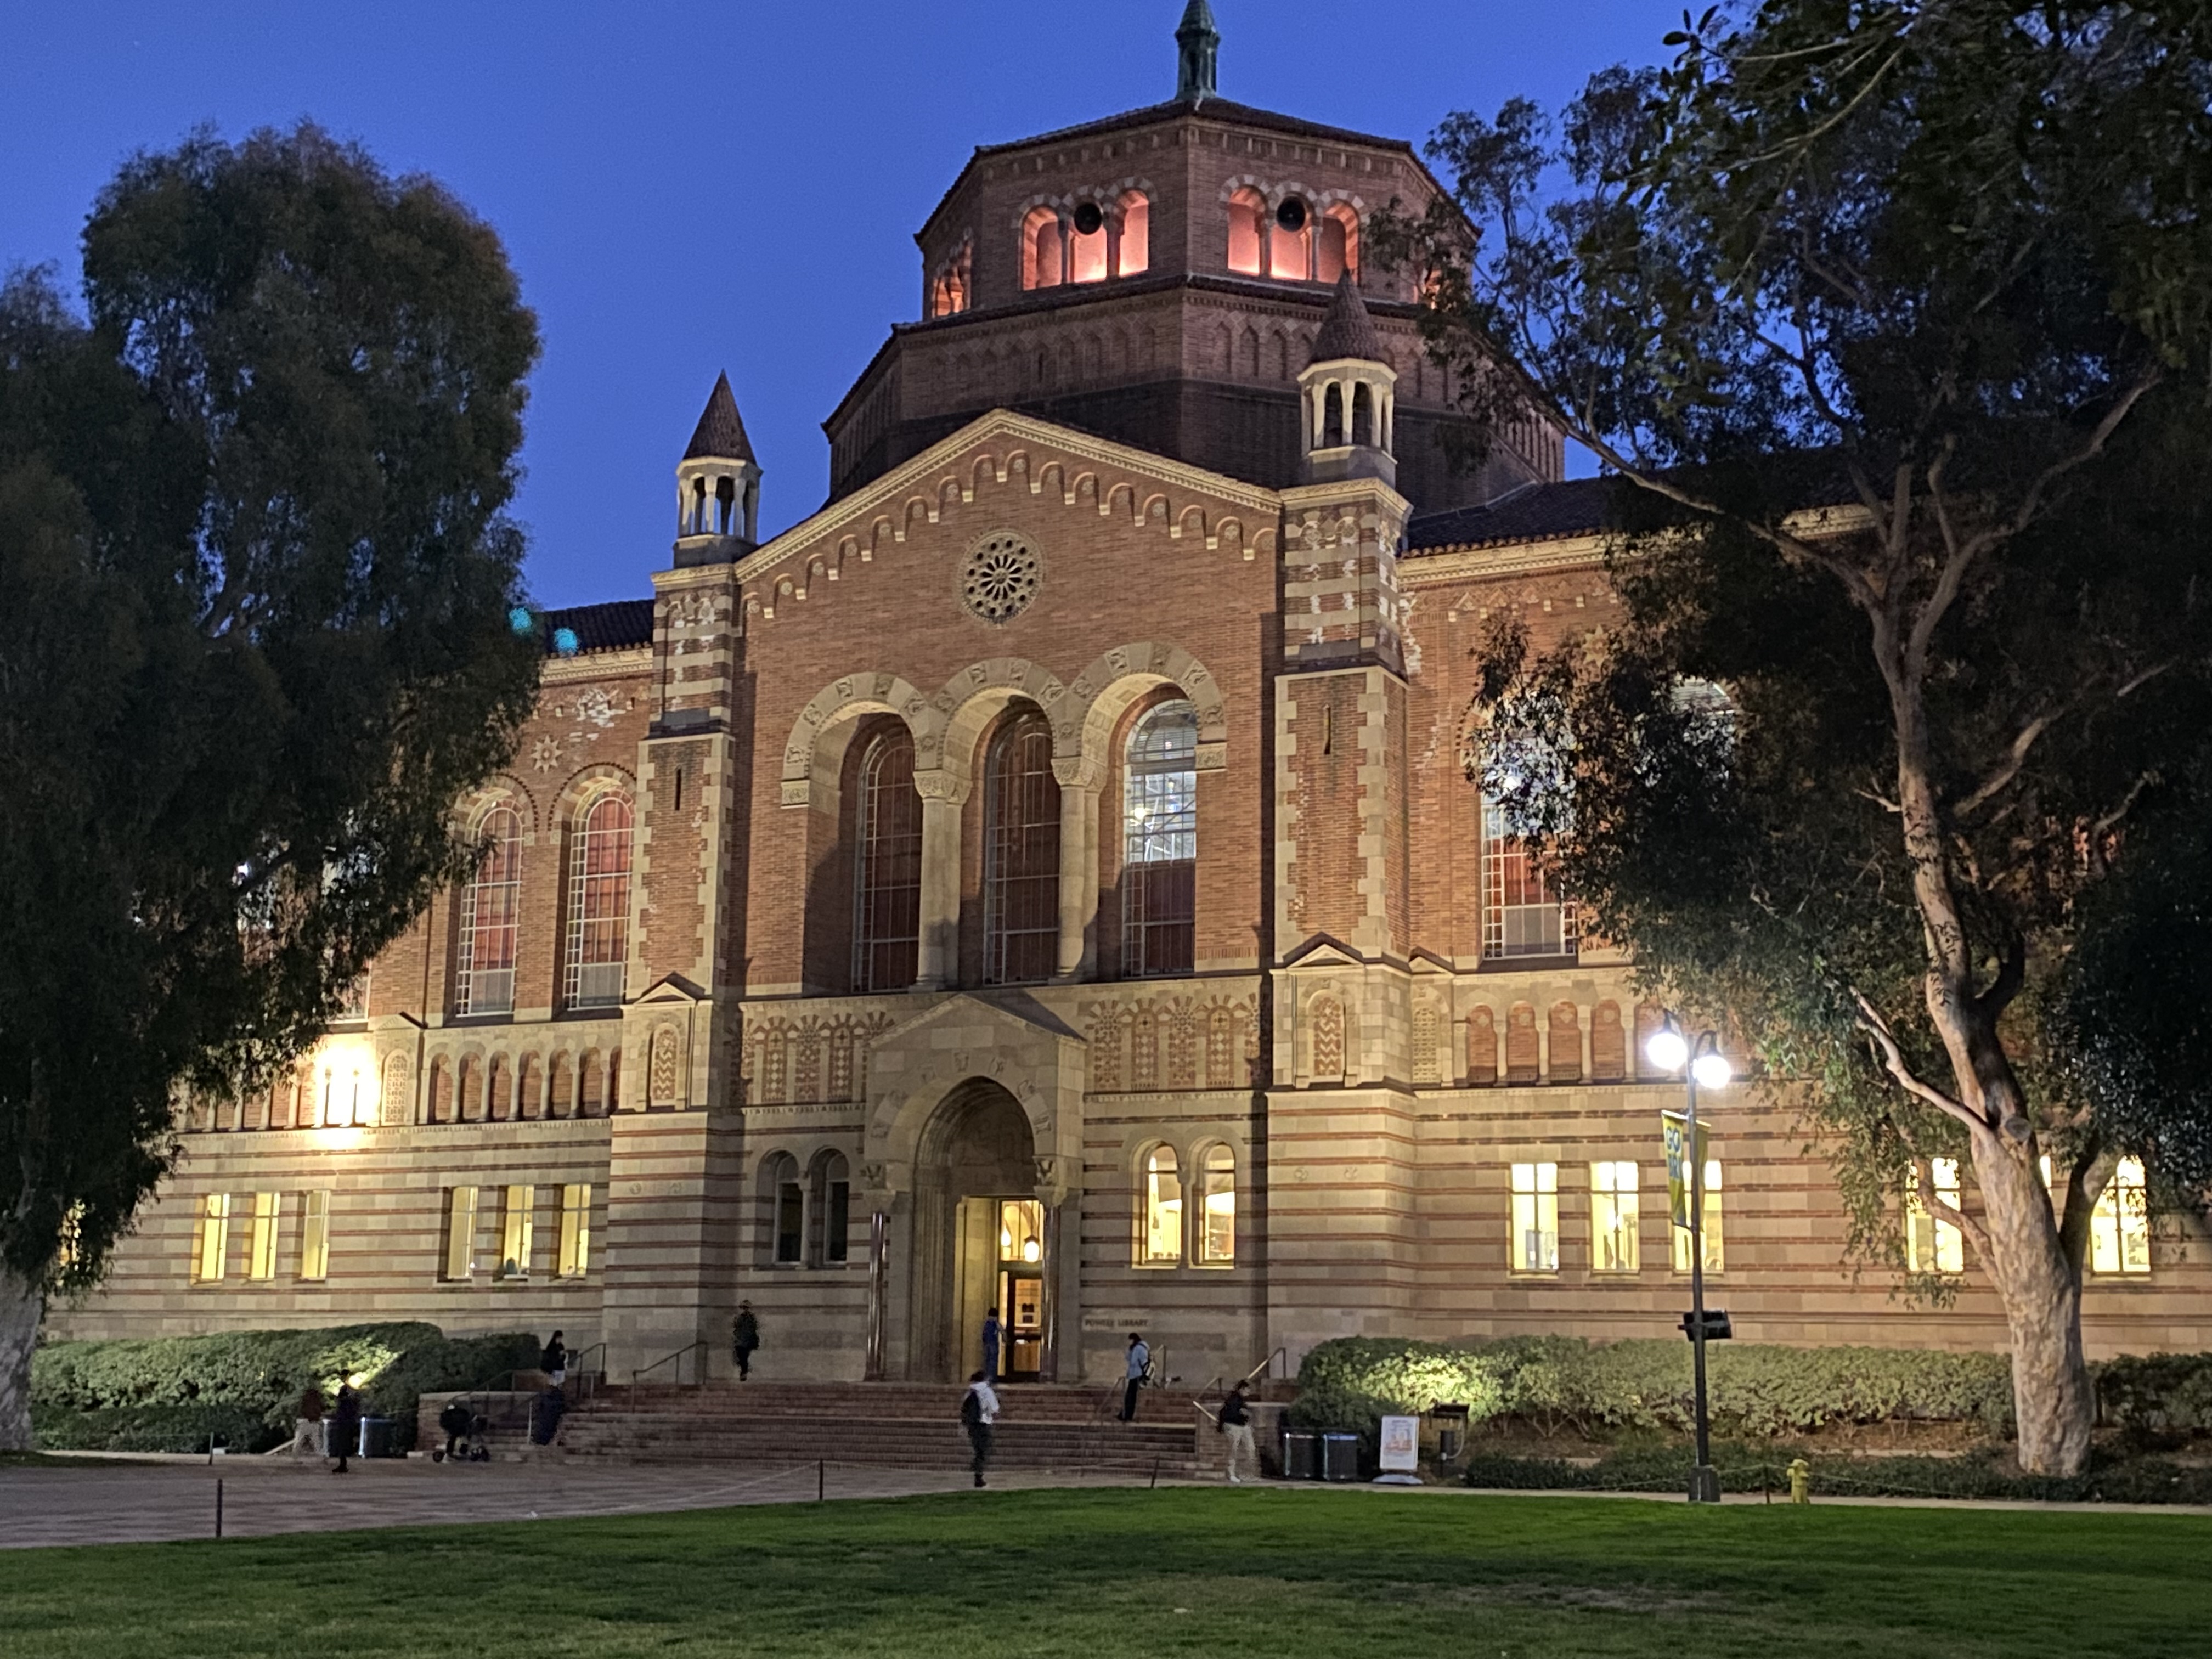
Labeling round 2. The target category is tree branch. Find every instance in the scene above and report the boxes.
[1852,989,1984,1133]
[1955,712,2059,820]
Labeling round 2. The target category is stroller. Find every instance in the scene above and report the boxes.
[431,1397,492,1463]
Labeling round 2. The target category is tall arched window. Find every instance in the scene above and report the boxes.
[1226,188,1266,275]
[1197,1144,1235,1264]
[1116,190,1150,276]
[456,805,522,1014]
[1140,1145,1182,1264]
[1122,699,1197,977]
[565,794,633,1008]
[983,709,1061,985]
[1022,206,1063,290]
[1317,204,1359,283]
[1070,200,1109,283]
[853,729,922,991]
[1269,196,1312,281]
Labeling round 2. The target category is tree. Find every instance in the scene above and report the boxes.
[1378,2,2212,1474]
[0,126,541,1447]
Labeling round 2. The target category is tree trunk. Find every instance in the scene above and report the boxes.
[1974,1137,2094,1474]
[0,1264,42,1452]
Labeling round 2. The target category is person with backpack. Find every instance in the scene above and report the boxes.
[732,1302,761,1381]
[540,1330,567,1385]
[1119,1332,1150,1423]
[961,1369,1000,1487]
[329,1383,363,1474]
[1218,1380,1256,1482]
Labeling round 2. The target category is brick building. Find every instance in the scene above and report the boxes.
[58,8,2207,1383]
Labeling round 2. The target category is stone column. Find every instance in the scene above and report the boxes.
[914,770,967,990]
[1053,770,1099,980]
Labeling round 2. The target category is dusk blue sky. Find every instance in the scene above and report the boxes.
[5,2,1673,609]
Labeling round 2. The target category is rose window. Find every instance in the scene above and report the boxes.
[961,534,1041,623]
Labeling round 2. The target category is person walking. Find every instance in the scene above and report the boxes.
[1218,1380,1256,1483]
[980,1307,1002,1383]
[962,1370,1001,1487]
[540,1330,567,1385]
[1119,1332,1150,1423]
[732,1301,761,1381]
[291,1385,326,1458]
[329,1383,363,1475]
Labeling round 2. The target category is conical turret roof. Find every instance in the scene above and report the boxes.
[1309,271,1386,365]
[683,371,755,462]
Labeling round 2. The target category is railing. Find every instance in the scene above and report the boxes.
[1191,1346,1290,1428]
[565,1341,608,1406]
[630,1339,711,1392]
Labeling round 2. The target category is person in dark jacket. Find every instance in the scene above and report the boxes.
[961,1370,1000,1487]
[329,1384,363,1474]
[541,1331,567,1384]
[1218,1380,1256,1482]
[437,1396,472,1462]
[980,1308,1002,1383]
[732,1302,761,1381]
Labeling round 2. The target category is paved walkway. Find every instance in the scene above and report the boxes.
[0,1453,1158,1550]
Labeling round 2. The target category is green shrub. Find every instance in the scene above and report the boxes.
[2094,1352,2212,1434]
[31,1324,539,1454]
[1293,1336,2018,1441]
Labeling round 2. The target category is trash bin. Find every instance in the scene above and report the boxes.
[1282,1429,1319,1480]
[1320,1432,1361,1482]
[358,1417,399,1458]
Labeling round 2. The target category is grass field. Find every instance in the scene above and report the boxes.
[2,1486,2205,1658]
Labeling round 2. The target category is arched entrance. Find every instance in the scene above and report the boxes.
[910,1078,1045,1382]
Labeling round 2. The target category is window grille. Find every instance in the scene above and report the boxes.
[456,807,522,1014]
[1122,701,1197,978]
[443,1187,480,1280]
[1510,1163,1558,1273]
[983,710,1060,985]
[191,1193,232,1283]
[1481,803,1577,960]
[298,1191,330,1281]
[498,1185,535,1278]
[556,1184,592,1277]
[247,1192,281,1280]
[1590,1161,1640,1273]
[852,731,922,991]
[565,795,633,1007]
[1197,1145,1235,1264]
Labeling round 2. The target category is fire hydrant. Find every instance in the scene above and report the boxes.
[1786,1458,1812,1505]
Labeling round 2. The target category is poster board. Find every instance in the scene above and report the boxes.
[1379,1414,1420,1472]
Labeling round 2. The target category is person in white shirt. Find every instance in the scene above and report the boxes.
[1120,1333,1150,1423]
[962,1370,1001,1487]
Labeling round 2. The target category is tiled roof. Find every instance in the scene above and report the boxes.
[684,371,755,461]
[540,599,655,656]
[1310,271,1385,365]
[1406,477,1623,552]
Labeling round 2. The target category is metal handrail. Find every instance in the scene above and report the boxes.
[629,1339,709,1392]
[1192,1347,1290,1425]
[565,1341,608,1405]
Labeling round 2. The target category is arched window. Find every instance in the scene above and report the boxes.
[1317,204,1358,283]
[549,1051,575,1118]
[1122,699,1197,977]
[1197,1144,1235,1264]
[983,709,1060,985]
[1140,1145,1182,1264]
[1070,200,1109,283]
[761,1152,803,1265]
[565,794,633,1007]
[456,805,522,1014]
[853,729,922,991]
[929,240,971,318]
[1269,195,1312,281]
[1023,206,1063,290]
[1116,190,1150,276]
[1226,188,1265,275]
[808,1150,851,1266]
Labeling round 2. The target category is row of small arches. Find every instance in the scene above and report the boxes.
[1301,996,1719,1087]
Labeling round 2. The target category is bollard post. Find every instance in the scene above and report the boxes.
[215,1477,224,1539]
[817,1459,825,1503]
[1149,1457,1160,1490]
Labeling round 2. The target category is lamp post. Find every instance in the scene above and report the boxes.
[1646,1012,1732,1505]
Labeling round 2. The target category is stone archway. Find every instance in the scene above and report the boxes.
[909,1077,1036,1381]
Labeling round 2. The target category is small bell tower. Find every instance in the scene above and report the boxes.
[674,371,760,567]
[1297,272,1397,489]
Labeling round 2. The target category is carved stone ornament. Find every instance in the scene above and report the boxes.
[960,532,1041,624]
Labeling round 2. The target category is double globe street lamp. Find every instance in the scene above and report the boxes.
[1645,1012,1733,1504]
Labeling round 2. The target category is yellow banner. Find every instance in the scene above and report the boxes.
[1662,1111,1709,1230]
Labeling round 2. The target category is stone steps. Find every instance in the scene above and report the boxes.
[554,1409,1193,1474]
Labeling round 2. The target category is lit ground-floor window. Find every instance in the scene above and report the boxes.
[191,1193,232,1283]
[499,1184,535,1279]
[1590,1161,1639,1273]
[298,1190,331,1281]
[444,1187,480,1281]
[2092,1156,2151,1276]
[558,1183,592,1277]
[1906,1158,1964,1274]
[246,1192,281,1280]
[1670,1160,1724,1273]
[1511,1162,1558,1273]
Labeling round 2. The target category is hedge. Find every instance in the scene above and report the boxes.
[2092,1351,2212,1435]
[1458,1441,2212,1505]
[1291,1336,2018,1442]
[31,1323,540,1454]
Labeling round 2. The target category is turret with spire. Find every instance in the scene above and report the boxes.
[674,371,761,565]
[1297,272,1398,487]
[1175,1,1219,102]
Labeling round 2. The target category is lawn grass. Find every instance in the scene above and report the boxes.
[2,1486,2205,1658]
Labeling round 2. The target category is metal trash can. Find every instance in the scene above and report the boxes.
[1321,1432,1362,1482]
[358,1417,399,1459]
[1282,1429,1319,1480]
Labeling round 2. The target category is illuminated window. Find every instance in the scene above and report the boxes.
[929,240,972,318]
[1070,200,1108,283]
[191,1192,232,1283]
[1906,1158,1964,1274]
[1000,1198,1044,1264]
[1197,1144,1235,1265]
[1670,1160,1724,1273]
[1511,1163,1558,1273]
[499,1184,535,1279]
[556,1184,592,1277]
[298,1190,330,1281]
[2091,1156,2151,1275]
[565,794,633,1007]
[1317,204,1359,283]
[983,709,1060,985]
[247,1192,281,1281]
[57,1203,85,1273]
[334,973,369,1022]
[1591,1162,1640,1272]
[443,1186,480,1281]
[1482,803,1578,960]
[1022,206,1063,290]
[853,729,922,991]
[1141,1146,1183,1264]
[456,806,522,1014]
[1122,700,1197,977]
[1116,190,1150,276]
[1268,195,1312,281]
[1226,188,1265,275]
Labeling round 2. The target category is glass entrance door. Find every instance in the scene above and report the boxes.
[996,1198,1045,1382]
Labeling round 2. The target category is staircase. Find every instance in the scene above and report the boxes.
[551,1380,1198,1477]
